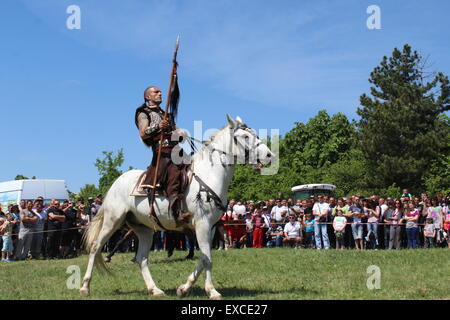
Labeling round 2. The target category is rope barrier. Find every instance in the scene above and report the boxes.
[220,221,432,227]
[2,219,442,237]
[5,226,84,237]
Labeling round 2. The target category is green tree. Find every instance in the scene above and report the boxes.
[14,174,36,180]
[322,149,371,197]
[95,149,125,196]
[357,44,450,192]
[282,110,356,173]
[228,110,358,200]
[78,184,100,202]
[423,117,450,195]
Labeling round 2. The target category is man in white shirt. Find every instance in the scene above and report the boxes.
[377,197,388,220]
[232,201,246,217]
[312,194,330,249]
[270,199,291,225]
[377,197,388,248]
[283,214,301,248]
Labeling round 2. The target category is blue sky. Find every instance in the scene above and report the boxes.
[1,0,449,192]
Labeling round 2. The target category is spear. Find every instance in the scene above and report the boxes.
[148,36,180,221]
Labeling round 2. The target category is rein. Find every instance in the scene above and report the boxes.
[148,124,261,231]
[193,173,228,212]
[186,125,262,167]
[147,193,168,231]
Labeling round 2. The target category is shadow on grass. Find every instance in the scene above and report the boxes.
[111,287,319,300]
[91,285,319,299]
[165,285,320,298]
[111,288,148,296]
[150,257,197,264]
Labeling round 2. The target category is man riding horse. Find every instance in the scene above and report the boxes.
[135,85,189,226]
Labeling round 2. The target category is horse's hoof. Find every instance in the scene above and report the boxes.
[209,290,222,300]
[150,288,165,297]
[79,288,90,297]
[177,285,190,297]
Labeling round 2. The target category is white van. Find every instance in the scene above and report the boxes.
[0,179,69,209]
[291,184,336,201]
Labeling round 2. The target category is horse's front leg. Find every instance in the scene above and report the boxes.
[132,224,165,297]
[177,222,222,300]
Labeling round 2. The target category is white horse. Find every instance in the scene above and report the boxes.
[80,115,274,299]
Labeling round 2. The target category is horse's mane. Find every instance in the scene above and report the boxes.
[192,124,231,161]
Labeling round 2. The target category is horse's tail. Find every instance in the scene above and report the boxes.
[82,207,111,274]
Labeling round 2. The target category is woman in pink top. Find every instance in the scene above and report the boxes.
[443,199,450,249]
[251,208,264,248]
[364,199,379,248]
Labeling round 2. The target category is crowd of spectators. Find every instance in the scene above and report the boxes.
[215,190,450,251]
[0,195,101,262]
[0,194,192,262]
[1,189,449,262]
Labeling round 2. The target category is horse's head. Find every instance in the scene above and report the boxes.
[225,114,274,169]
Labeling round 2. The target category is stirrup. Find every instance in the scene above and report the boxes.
[175,212,192,227]
[141,184,161,189]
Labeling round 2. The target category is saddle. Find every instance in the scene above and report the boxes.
[130,164,193,197]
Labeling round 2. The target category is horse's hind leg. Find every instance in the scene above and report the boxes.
[80,214,125,296]
[131,224,165,297]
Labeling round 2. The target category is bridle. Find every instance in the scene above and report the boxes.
[206,125,264,167]
[187,123,267,225]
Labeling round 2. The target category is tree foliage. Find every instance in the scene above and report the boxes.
[95,149,125,196]
[77,184,100,202]
[14,175,36,180]
[229,110,359,200]
[228,44,449,200]
[75,149,126,200]
[357,44,450,193]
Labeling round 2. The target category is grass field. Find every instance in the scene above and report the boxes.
[0,248,449,300]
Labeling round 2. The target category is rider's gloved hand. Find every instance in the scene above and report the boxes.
[159,120,171,132]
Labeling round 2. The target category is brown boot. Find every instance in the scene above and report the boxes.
[169,194,192,227]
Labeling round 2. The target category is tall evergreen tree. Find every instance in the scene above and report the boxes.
[357,44,450,191]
